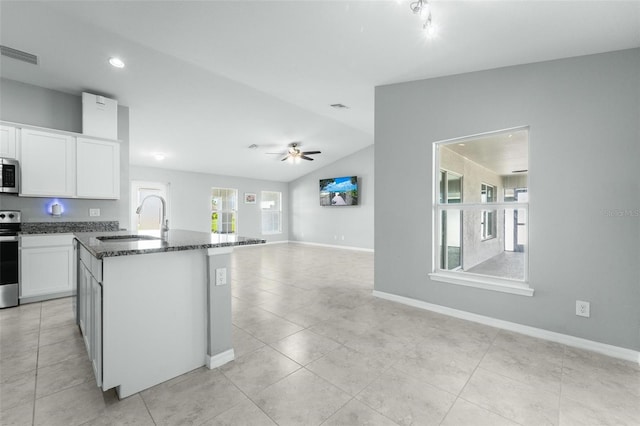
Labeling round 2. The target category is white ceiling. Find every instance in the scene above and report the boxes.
[1,1,638,182]
[444,129,528,176]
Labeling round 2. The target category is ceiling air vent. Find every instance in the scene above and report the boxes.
[0,45,38,65]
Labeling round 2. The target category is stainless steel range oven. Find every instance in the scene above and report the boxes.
[0,210,21,308]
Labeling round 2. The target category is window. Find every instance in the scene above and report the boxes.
[261,191,282,234]
[211,188,237,235]
[260,191,282,234]
[480,183,497,240]
[431,127,531,296]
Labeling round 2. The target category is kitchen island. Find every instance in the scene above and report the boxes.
[74,230,265,399]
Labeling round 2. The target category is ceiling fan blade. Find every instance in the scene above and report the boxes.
[281,155,290,161]
[301,151,321,155]
[300,155,314,161]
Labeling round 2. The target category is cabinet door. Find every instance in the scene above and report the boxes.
[92,277,102,387]
[78,261,88,335]
[76,138,120,199]
[20,245,74,298]
[20,128,75,197]
[0,125,17,158]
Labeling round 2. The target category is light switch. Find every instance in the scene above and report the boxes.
[89,208,100,217]
[215,268,227,286]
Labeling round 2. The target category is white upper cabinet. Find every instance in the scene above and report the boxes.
[76,138,120,199]
[5,121,121,199]
[20,128,76,197]
[0,125,17,158]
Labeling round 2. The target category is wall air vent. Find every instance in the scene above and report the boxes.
[0,45,38,65]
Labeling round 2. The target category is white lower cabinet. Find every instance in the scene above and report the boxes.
[92,275,102,387]
[78,244,102,387]
[20,234,74,300]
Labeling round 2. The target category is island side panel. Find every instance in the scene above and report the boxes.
[101,249,208,398]
[206,247,233,367]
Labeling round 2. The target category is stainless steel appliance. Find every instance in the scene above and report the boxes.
[0,210,20,308]
[0,158,20,193]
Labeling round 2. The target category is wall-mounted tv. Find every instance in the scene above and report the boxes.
[320,176,358,206]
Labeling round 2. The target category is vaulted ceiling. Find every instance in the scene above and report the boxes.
[1,1,638,182]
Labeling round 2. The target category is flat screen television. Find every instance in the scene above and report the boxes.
[320,176,358,206]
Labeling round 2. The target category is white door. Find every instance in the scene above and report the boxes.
[131,181,168,236]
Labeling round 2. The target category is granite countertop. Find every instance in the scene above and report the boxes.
[21,221,120,234]
[74,229,265,259]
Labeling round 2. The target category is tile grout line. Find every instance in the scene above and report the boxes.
[217,365,292,426]
[138,391,158,425]
[558,344,568,426]
[31,302,42,426]
[437,328,503,426]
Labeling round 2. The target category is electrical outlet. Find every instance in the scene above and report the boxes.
[89,208,100,217]
[576,300,590,318]
[215,268,227,286]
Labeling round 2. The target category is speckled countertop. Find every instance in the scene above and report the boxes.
[21,221,120,234]
[74,229,266,259]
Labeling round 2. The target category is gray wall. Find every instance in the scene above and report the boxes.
[130,166,289,242]
[0,78,130,227]
[289,145,374,250]
[375,49,640,351]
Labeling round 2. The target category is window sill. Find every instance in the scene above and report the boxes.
[262,231,282,235]
[428,272,534,297]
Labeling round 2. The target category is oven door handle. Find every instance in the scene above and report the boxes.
[0,235,18,242]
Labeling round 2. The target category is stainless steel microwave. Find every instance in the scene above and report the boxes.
[0,158,19,194]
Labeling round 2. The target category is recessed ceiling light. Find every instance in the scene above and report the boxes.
[153,153,166,161]
[458,143,465,147]
[109,57,125,68]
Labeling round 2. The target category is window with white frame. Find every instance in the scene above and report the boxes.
[261,191,282,234]
[431,127,531,296]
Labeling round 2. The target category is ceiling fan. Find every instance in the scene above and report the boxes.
[278,142,321,162]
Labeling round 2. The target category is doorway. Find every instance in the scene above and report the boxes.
[211,188,238,240]
[504,188,528,252]
[131,181,168,237]
[439,170,462,270]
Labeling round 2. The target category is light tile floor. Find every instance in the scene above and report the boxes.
[1,243,639,425]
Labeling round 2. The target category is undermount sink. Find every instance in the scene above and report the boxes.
[96,235,161,243]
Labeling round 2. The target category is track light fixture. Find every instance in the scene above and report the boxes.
[410,0,435,36]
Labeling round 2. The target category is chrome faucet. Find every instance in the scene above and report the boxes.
[136,194,169,241]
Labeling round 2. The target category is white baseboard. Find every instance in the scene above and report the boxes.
[291,240,374,253]
[265,240,290,245]
[206,349,235,369]
[372,290,640,365]
[20,291,74,304]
